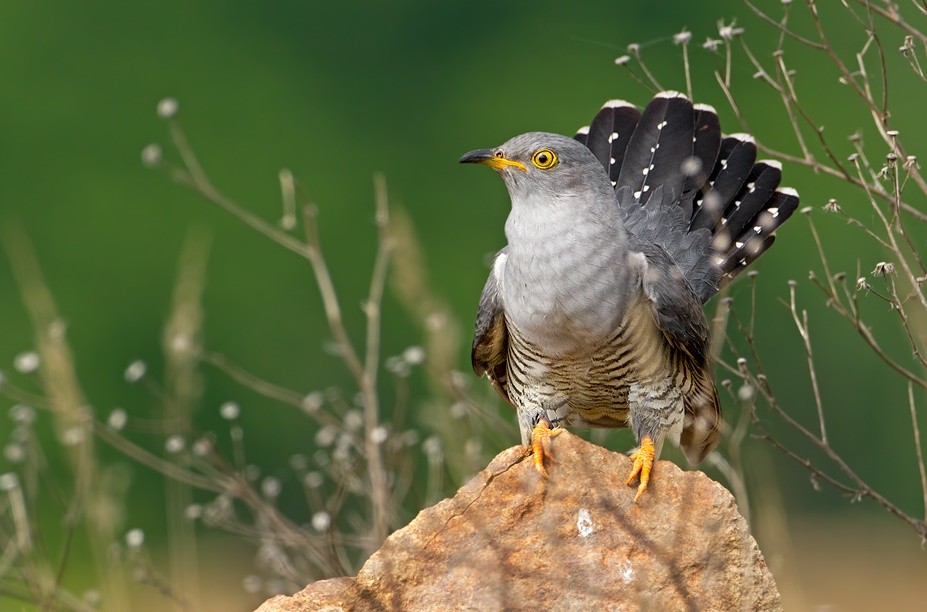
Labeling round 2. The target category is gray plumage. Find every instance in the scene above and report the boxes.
[463,91,798,468]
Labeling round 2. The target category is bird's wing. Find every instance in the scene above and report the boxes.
[628,239,721,463]
[471,248,512,406]
[619,184,721,311]
[627,238,710,368]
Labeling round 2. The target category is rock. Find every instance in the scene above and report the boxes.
[257,578,353,612]
[256,432,780,611]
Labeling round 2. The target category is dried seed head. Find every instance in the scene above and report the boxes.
[219,401,240,420]
[125,528,145,548]
[718,20,744,40]
[141,144,162,167]
[13,351,40,374]
[0,473,19,491]
[124,360,147,383]
[703,38,722,52]
[370,426,389,445]
[872,261,896,276]
[165,435,185,454]
[261,477,281,498]
[9,405,36,425]
[107,408,127,430]
[311,511,331,532]
[156,97,178,119]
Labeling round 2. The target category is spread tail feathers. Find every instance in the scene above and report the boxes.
[576,92,799,303]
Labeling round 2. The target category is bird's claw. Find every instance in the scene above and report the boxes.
[625,435,655,502]
[528,419,562,478]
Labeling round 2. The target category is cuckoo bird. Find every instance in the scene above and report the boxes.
[460,92,798,500]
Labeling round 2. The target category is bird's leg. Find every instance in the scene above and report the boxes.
[528,418,562,477]
[625,435,655,502]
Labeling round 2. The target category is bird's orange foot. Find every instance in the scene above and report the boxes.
[625,435,656,502]
[528,420,563,478]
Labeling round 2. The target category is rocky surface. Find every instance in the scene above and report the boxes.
[257,432,780,611]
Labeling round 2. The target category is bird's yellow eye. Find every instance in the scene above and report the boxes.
[531,148,558,170]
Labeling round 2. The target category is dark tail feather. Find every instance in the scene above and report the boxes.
[683,103,722,198]
[715,185,800,282]
[721,161,782,239]
[576,100,642,186]
[690,134,758,232]
[577,93,800,298]
[616,91,695,205]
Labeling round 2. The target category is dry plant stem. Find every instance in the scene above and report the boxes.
[680,38,693,99]
[360,174,394,548]
[705,450,750,525]
[165,118,308,258]
[300,206,365,381]
[301,196,391,549]
[743,0,826,49]
[198,459,336,575]
[722,38,733,87]
[788,284,827,444]
[886,277,927,369]
[748,367,927,539]
[616,62,657,93]
[202,352,345,431]
[91,424,223,492]
[806,1,927,198]
[850,158,927,312]
[808,213,927,389]
[630,47,663,91]
[720,264,927,541]
[1,224,130,612]
[203,352,306,407]
[772,51,812,162]
[278,168,298,230]
[851,0,927,44]
[161,232,209,610]
[732,1,927,223]
[908,382,927,526]
[167,118,394,548]
[808,271,927,390]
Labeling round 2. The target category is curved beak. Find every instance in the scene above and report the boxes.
[459,149,527,172]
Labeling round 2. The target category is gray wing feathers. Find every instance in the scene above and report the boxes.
[471,249,511,404]
[619,185,721,305]
[630,241,711,366]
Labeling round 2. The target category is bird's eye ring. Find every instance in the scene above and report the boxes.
[531,148,558,170]
[494,150,505,158]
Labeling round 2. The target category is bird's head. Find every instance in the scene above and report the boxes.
[459,132,613,203]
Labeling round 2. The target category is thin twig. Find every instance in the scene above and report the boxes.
[360,174,393,548]
[788,283,827,444]
[909,383,927,528]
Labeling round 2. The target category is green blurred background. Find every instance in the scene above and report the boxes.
[1,0,926,610]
